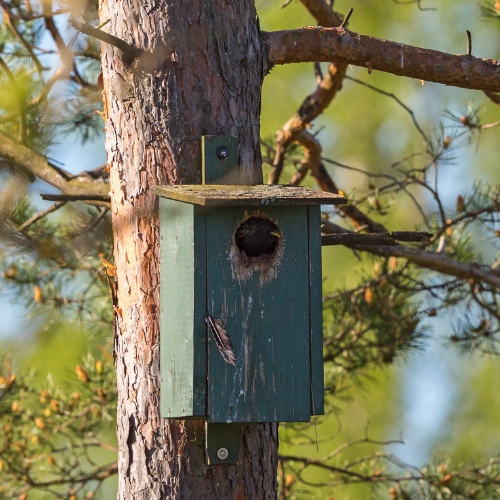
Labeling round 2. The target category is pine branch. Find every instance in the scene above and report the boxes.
[41,194,110,202]
[321,232,432,246]
[0,131,110,206]
[264,27,500,93]
[291,130,387,233]
[17,201,66,231]
[0,0,45,75]
[322,221,500,289]
[69,20,143,63]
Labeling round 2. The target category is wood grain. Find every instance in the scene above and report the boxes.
[152,184,347,206]
[308,205,325,416]
[206,205,311,423]
[159,198,207,418]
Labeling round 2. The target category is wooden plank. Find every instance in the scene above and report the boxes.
[152,184,347,206]
[205,422,241,465]
[308,205,325,416]
[193,206,208,414]
[206,206,252,423]
[159,198,207,418]
[202,136,239,185]
[252,205,311,423]
[206,205,311,423]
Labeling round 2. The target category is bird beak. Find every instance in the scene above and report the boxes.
[271,232,281,238]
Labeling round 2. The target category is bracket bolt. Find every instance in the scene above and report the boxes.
[217,447,229,460]
[216,147,228,160]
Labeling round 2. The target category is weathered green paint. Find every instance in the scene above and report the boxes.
[308,205,325,416]
[206,205,311,423]
[202,135,239,185]
[159,198,207,418]
[205,423,241,465]
[158,197,326,422]
[156,136,331,425]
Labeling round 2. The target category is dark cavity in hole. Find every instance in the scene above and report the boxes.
[235,216,280,259]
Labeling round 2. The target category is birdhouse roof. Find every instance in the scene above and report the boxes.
[152,185,347,206]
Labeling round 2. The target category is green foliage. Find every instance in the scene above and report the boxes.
[481,2,500,26]
[1,197,113,334]
[324,268,427,376]
[0,0,104,155]
[0,353,117,499]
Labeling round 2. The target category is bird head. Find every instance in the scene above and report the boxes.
[235,216,281,258]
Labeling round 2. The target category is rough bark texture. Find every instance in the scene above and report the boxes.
[265,27,500,93]
[99,0,278,497]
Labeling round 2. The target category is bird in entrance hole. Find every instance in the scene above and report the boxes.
[235,216,281,261]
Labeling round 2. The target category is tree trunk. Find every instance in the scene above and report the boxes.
[99,0,278,498]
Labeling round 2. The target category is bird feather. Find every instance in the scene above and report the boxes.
[205,313,236,365]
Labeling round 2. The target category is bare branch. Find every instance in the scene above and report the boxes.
[269,60,347,183]
[391,231,433,242]
[322,233,399,246]
[344,75,429,143]
[298,0,343,26]
[370,245,500,289]
[265,27,500,93]
[69,20,143,62]
[322,221,500,289]
[41,194,110,202]
[293,130,387,232]
[339,7,353,28]
[484,91,500,107]
[466,29,472,57]
[17,201,66,231]
[392,0,436,11]
[321,232,432,246]
[313,61,323,83]
[0,131,110,206]
[30,461,118,487]
[480,119,500,129]
[268,0,346,185]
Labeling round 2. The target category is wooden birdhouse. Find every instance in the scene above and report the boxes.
[153,136,345,462]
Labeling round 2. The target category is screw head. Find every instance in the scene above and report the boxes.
[217,447,229,460]
[216,147,228,160]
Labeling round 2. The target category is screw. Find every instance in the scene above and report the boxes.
[216,147,228,160]
[217,447,229,460]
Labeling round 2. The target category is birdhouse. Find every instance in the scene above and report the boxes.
[153,136,345,459]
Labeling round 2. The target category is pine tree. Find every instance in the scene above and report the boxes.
[1,0,500,499]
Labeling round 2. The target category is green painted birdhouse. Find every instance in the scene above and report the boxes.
[152,136,346,425]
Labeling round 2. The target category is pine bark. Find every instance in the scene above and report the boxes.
[99,0,278,498]
[265,28,500,93]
